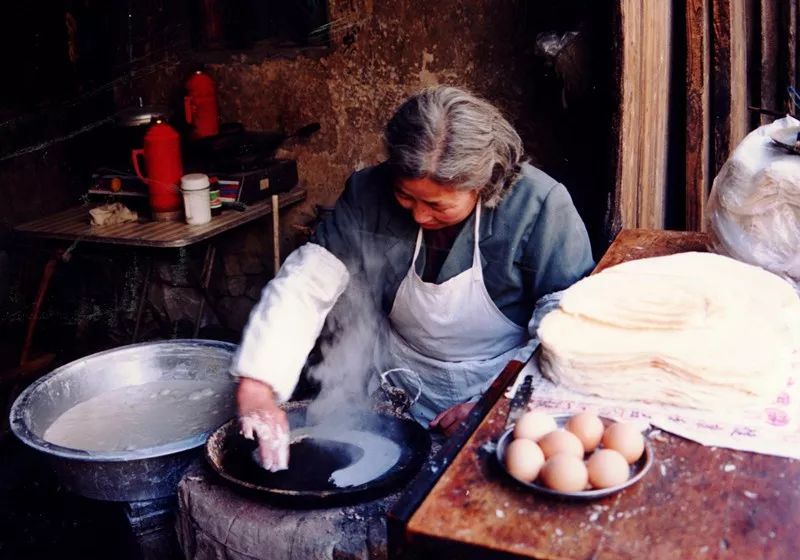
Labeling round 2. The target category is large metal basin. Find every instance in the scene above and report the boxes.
[10,339,237,502]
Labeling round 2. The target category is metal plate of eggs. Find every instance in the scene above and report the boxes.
[495,412,654,499]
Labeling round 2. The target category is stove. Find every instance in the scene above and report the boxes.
[184,126,302,203]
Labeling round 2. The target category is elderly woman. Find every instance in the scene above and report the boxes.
[234,86,594,471]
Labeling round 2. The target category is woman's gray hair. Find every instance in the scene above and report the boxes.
[384,86,525,207]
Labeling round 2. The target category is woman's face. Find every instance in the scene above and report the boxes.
[394,177,479,230]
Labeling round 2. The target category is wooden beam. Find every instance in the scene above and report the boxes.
[711,0,750,177]
[612,0,672,232]
[686,0,712,231]
[639,1,672,229]
[730,0,750,145]
[616,0,642,231]
[760,0,780,125]
[787,0,797,113]
[272,194,281,274]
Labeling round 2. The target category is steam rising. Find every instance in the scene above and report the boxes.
[305,276,382,427]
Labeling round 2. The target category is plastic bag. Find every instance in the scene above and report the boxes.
[707,116,800,288]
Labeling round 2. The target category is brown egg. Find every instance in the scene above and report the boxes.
[565,412,605,453]
[505,438,545,482]
[539,453,589,492]
[601,422,645,463]
[538,429,585,459]
[513,411,558,442]
[586,449,630,488]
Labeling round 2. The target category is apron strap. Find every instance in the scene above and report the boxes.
[471,203,482,267]
[412,227,424,261]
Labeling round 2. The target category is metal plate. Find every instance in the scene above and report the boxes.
[495,414,654,500]
[10,339,237,461]
[206,401,432,507]
[9,339,237,501]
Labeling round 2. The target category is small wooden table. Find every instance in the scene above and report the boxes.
[390,229,800,559]
[15,190,306,248]
[13,190,306,361]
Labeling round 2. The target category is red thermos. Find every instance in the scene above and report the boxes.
[184,70,220,139]
[131,120,184,221]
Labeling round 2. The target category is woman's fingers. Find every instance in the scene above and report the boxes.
[440,410,463,436]
[430,403,476,436]
[429,408,449,429]
[240,414,257,440]
[255,429,289,471]
[240,409,290,472]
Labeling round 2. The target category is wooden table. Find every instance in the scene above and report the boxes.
[15,190,306,248]
[13,190,305,361]
[389,229,800,559]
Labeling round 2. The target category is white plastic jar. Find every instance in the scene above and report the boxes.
[181,173,212,225]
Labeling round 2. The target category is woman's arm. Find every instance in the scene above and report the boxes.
[517,183,593,360]
[231,173,369,400]
[523,182,594,299]
[230,242,350,401]
[230,173,374,471]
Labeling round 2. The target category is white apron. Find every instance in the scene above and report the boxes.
[383,204,528,424]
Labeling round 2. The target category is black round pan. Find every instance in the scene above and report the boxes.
[205,401,431,508]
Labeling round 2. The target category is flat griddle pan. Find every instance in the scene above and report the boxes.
[206,401,431,507]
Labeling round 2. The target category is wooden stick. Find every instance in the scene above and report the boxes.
[686,0,711,231]
[760,0,779,126]
[272,195,280,275]
[192,244,217,338]
[711,0,749,177]
[20,250,62,365]
[613,0,672,231]
[787,0,797,113]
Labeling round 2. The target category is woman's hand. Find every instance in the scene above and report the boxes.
[237,377,290,472]
[429,402,475,437]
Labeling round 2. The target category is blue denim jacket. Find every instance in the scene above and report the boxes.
[312,162,595,327]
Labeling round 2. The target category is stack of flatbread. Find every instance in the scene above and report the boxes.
[537,252,800,410]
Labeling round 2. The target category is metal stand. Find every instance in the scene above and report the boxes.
[20,248,65,364]
[192,243,218,338]
[131,260,153,343]
[123,497,180,560]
